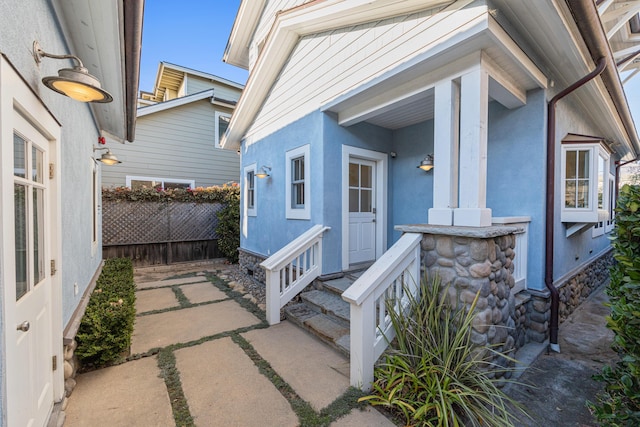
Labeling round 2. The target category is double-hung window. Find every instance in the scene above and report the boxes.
[215,112,231,148]
[561,141,610,225]
[244,164,256,217]
[285,145,310,219]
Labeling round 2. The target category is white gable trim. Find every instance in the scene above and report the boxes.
[221,0,455,150]
[137,89,214,117]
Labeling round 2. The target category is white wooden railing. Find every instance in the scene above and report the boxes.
[260,225,330,325]
[341,232,422,391]
[492,216,530,293]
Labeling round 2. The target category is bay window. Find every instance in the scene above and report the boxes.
[561,142,610,225]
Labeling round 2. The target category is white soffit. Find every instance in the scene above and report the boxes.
[323,15,546,129]
[52,0,126,142]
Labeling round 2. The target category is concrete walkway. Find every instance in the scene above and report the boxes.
[64,261,394,427]
[507,284,616,426]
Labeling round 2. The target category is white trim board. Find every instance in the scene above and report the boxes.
[341,145,388,271]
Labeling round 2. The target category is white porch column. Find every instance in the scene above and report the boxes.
[428,79,460,225]
[454,67,491,226]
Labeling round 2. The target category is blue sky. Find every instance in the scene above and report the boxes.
[140,1,639,126]
[139,0,247,92]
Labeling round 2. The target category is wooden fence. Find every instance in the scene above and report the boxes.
[102,199,223,266]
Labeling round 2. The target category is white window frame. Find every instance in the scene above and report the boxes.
[244,163,257,217]
[91,159,99,256]
[285,144,310,220]
[561,142,610,224]
[214,112,231,148]
[126,175,195,190]
[605,173,616,233]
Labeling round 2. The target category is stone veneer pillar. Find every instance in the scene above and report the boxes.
[396,224,524,378]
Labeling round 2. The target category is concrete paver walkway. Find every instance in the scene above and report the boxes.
[65,260,615,426]
[65,261,393,427]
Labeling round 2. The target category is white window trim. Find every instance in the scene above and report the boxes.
[561,142,610,224]
[285,144,310,220]
[91,159,99,256]
[215,111,231,148]
[126,175,195,190]
[244,163,257,217]
[605,173,616,233]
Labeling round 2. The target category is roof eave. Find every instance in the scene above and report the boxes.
[566,0,640,156]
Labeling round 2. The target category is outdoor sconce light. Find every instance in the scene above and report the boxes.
[93,147,122,165]
[417,154,434,171]
[255,166,272,178]
[33,41,113,103]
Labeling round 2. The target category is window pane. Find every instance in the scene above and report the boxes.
[577,179,589,208]
[32,145,44,183]
[15,184,28,300]
[349,189,359,212]
[292,157,304,181]
[565,181,576,208]
[33,188,45,285]
[292,182,304,207]
[578,150,590,179]
[164,182,190,190]
[130,180,154,190]
[14,134,26,178]
[565,150,576,179]
[597,155,605,209]
[218,115,230,140]
[361,189,372,212]
[361,165,372,188]
[349,163,359,187]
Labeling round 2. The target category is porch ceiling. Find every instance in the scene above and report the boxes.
[322,16,546,130]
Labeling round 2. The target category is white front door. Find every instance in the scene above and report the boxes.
[348,159,376,264]
[4,113,54,427]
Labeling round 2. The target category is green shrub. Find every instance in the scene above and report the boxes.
[216,186,240,263]
[75,258,136,369]
[360,274,527,427]
[589,184,640,425]
[102,183,238,203]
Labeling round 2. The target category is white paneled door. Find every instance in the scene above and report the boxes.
[4,114,54,427]
[348,159,376,264]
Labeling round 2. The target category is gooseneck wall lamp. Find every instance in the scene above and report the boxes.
[33,41,113,103]
[256,166,272,178]
[417,154,434,172]
[93,147,122,165]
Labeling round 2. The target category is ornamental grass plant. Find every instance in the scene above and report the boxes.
[359,274,528,427]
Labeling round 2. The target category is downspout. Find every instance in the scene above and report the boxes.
[545,57,607,353]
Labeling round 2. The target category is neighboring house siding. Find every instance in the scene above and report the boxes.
[186,76,241,102]
[101,100,240,188]
[245,5,474,145]
[186,76,215,95]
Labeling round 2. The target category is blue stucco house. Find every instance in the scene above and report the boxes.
[222,0,640,389]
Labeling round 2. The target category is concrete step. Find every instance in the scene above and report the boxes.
[301,289,350,325]
[319,277,354,296]
[284,303,350,357]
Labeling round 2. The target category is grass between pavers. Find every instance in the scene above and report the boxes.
[134,270,368,427]
[135,272,266,323]
[232,334,368,427]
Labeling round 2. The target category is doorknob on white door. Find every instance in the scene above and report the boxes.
[16,321,30,332]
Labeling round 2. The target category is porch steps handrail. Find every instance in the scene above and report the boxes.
[261,225,330,325]
[342,232,422,391]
